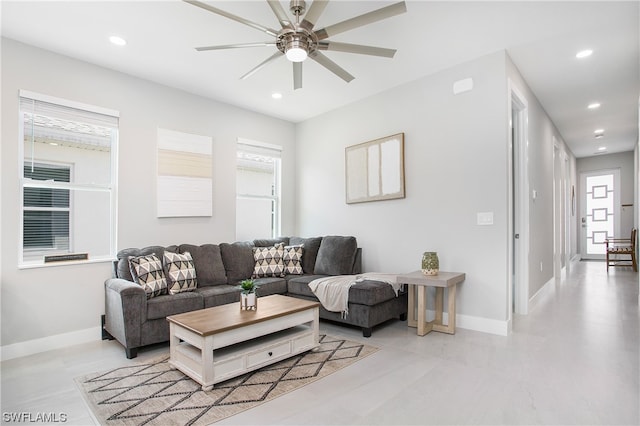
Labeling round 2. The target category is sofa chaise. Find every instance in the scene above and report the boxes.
[103,235,408,358]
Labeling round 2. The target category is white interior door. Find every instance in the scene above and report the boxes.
[580,169,620,260]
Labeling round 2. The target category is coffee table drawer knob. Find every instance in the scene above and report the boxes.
[247,342,291,368]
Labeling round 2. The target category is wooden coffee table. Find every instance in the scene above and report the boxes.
[167,294,320,390]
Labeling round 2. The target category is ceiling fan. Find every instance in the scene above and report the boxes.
[184,0,407,89]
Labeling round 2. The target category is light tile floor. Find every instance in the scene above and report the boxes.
[2,260,638,425]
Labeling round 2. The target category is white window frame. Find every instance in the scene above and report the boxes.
[236,139,282,239]
[18,90,119,268]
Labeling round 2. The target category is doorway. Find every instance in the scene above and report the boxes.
[553,144,570,280]
[580,169,621,260]
[508,82,529,317]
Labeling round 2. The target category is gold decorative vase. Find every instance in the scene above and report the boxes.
[421,252,439,276]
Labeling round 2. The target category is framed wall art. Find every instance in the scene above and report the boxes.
[157,128,212,217]
[345,133,405,204]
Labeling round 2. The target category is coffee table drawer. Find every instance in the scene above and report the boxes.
[247,341,292,368]
[215,356,245,379]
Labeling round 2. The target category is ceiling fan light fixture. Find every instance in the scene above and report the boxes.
[285,37,308,62]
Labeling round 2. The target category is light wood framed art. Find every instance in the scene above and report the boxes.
[345,133,405,204]
[157,128,213,217]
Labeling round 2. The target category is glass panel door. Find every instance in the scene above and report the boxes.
[581,170,620,259]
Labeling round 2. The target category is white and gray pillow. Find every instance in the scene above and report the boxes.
[283,245,304,275]
[163,251,198,294]
[128,253,168,299]
[253,243,285,278]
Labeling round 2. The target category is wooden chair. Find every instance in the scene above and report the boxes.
[605,228,637,272]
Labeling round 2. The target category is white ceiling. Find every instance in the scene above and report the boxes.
[2,1,638,158]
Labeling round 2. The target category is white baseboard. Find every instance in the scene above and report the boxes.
[423,311,509,336]
[456,313,509,336]
[1,326,101,361]
[528,277,556,313]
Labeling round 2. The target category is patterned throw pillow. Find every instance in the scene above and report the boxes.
[253,243,285,278]
[128,254,168,299]
[163,251,198,294]
[283,245,304,275]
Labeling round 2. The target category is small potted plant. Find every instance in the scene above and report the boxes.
[238,279,259,310]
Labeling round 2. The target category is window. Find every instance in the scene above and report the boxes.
[236,140,282,241]
[19,91,119,266]
[23,162,71,252]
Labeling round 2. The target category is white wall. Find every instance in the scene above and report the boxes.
[296,51,511,328]
[296,50,577,330]
[1,38,296,351]
[505,56,577,299]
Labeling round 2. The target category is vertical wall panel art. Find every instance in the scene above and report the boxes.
[157,128,212,217]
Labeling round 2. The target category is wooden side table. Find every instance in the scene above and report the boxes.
[396,271,465,336]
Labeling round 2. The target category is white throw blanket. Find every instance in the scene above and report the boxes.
[308,273,401,318]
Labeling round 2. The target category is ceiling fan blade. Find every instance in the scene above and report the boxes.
[309,51,354,83]
[196,42,276,51]
[293,62,303,90]
[267,0,292,28]
[240,51,283,80]
[317,41,396,58]
[300,0,329,31]
[314,1,406,40]
[184,0,279,37]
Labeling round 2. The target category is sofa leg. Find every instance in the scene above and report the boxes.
[399,313,407,321]
[101,315,114,340]
[125,347,138,359]
[362,327,372,338]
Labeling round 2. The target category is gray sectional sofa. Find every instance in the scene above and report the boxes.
[103,235,407,358]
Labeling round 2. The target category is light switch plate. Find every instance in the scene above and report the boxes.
[477,212,494,226]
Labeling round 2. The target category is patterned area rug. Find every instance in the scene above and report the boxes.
[76,334,377,425]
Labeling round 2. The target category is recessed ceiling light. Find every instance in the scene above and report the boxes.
[595,134,604,139]
[109,36,127,46]
[576,49,593,59]
[271,92,283,99]
[598,146,607,151]
[588,102,601,109]
[594,129,604,134]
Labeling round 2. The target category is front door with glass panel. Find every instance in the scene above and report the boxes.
[580,169,620,260]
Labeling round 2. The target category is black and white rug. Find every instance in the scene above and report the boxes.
[75,334,377,425]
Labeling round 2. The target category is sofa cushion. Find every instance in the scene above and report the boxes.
[253,237,289,247]
[253,277,288,296]
[289,236,322,274]
[314,236,357,275]
[287,275,399,306]
[178,244,227,286]
[146,291,203,320]
[286,275,328,298]
[253,243,285,278]
[283,245,304,275]
[195,285,240,309]
[220,241,255,283]
[163,251,197,294]
[128,253,168,299]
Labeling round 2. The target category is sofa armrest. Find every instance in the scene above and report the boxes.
[104,278,146,350]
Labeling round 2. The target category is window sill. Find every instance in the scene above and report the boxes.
[18,256,116,270]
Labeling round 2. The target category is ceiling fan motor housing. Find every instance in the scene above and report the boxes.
[277,28,318,61]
